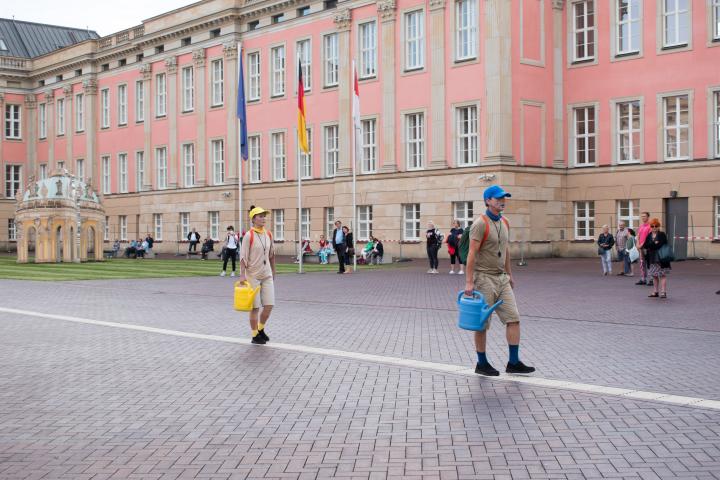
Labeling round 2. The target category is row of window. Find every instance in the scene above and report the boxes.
[571,0,720,63]
[572,90,720,165]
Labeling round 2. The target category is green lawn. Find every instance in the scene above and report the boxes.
[0,256,389,281]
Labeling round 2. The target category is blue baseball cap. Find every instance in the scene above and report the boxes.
[483,185,512,201]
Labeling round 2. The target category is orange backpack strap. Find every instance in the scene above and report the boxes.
[479,215,490,248]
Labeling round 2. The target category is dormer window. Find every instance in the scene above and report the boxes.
[0,38,7,51]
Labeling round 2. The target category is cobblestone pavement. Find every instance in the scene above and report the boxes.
[1,258,719,479]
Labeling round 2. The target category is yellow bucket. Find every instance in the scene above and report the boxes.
[234,280,260,311]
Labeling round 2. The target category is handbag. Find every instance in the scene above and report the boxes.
[597,246,604,255]
[628,245,640,263]
[347,247,355,256]
[658,244,675,263]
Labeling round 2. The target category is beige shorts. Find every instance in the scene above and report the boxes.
[472,272,520,327]
[247,276,275,309]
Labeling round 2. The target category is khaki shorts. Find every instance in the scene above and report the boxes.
[247,276,275,309]
[472,272,520,327]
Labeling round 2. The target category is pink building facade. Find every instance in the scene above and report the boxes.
[1,0,719,259]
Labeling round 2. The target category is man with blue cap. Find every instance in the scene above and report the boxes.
[464,185,535,376]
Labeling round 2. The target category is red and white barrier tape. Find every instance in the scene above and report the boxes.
[672,236,720,240]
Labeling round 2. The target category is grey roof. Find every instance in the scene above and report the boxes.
[0,18,99,59]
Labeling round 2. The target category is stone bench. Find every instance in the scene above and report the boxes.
[301,252,337,264]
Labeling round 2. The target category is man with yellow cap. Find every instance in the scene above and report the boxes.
[239,205,276,345]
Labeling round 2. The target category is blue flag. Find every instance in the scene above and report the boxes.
[237,46,248,161]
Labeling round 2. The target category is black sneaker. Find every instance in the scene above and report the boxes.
[474,362,500,376]
[258,329,269,342]
[635,280,646,285]
[506,361,536,374]
[251,334,266,345]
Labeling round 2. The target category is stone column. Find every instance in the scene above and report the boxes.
[552,0,565,167]
[224,42,239,183]
[193,49,207,186]
[483,0,515,165]
[428,0,447,169]
[166,57,179,188]
[378,0,398,173]
[83,77,98,185]
[45,92,55,171]
[334,8,353,177]
[63,86,73,171]
[24,95,38,175]
[140,63,153,190]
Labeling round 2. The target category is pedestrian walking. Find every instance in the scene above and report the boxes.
[187,228,201,252]
[625,228,637,276]
[597,225,615,276]
[636,212,652,285]
[643,219,671,299]
[448,220,465,275]
[615,221,630,275]
[145,233,154,257]
[220,225,240,277]
[426,221,443,274]
[464,185,535,376]
[343,226,354,272]
[239,206,276,344]
[331,220,346,274]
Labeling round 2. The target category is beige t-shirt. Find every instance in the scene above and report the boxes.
[470,215,510,275]
[240,229,274,280]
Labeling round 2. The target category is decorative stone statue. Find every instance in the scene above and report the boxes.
[55,179,64,196]
[30,181,39,197]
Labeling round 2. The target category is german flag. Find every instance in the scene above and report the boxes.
[297,60,309,154]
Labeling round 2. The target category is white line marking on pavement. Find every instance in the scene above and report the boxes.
[2,306,718,412]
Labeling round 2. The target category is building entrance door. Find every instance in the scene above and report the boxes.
[664,197,688,261]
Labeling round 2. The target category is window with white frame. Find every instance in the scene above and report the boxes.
[271,46,286,97]
[153,213,163,241]
[118,153,128,193]
[325,207,334,238]
[324,125,339,177]
[574,201,595,239]
[616,0,641,54]
[297,40,311,92]
[357,205,372,241]
[39,103,47,139]
[5,105,21,139]
[119,215,127,241]
[616,100,641,163]
[663,94,689,161]
[403,204,421,240]
[57,161,64,171]
[573,1,595,61]
[100,89,110,128]
[361,119,377,173]
[716,197,720,239]
[183,143,195,187]
[209,211,220,240]
[714,0,720,40]
[662,0,689,47]
[75,94,84,131]
[76,159,84,180]
[454,201,474,228]
[5,165,21,198]
[8,219,16,241]
[273,209,285,240]
[156,147,168,189]
[39,164,47,180]
[405,10,425,70]
[573,106,596,166]
[272,132,286,181]
[135,152,144,191]
[156,73,167,117]
[249,135,261,183]
[102,156,111,194]
[118,84,127,125]
[182,67,194,112]
[713,91,720,158]
[211,59,224,106]
[57,98,65,135]
[211,139,225,185]
[180,212,190,238]
[359,21,377,78]
[104,216,109,241]
[323,33,339,87]
[301,208,311,240]
[617,199,640,228]
[248,52,261,101]
[298,128,312,179]
[456,105,478,166]
[406,112,425,170]
[135,80,144,122]
[455,0,478,61]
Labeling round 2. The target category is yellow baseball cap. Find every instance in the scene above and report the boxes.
[249,206,269,219]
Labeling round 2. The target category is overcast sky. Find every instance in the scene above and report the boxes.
[5,0,197,36]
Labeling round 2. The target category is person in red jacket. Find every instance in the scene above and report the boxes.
[636,212,652,286]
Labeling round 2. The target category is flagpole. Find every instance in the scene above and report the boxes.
[351,60,358,272]
[237,42,244,234]
[297,55,303,275]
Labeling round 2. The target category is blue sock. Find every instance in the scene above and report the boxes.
[476,352,488,365]
[509,345,520,365]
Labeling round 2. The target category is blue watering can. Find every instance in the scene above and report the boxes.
[457,291,503,331]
